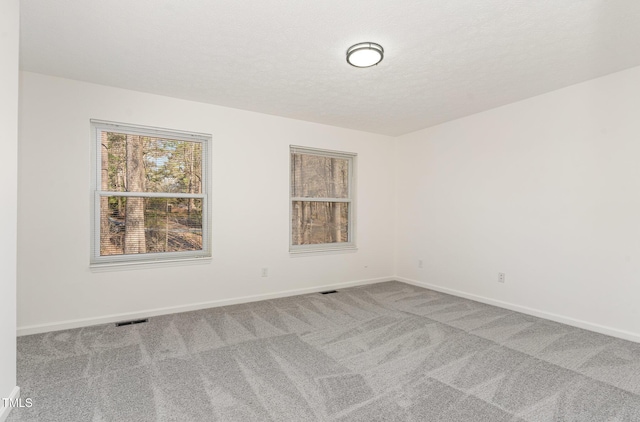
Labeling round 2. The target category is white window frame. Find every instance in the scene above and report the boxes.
[90,120,212,267]
[289,145,357,253]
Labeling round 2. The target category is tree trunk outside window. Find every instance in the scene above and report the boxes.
[124,135,147,254]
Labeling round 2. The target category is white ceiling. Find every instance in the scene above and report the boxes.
[20,0,640,136]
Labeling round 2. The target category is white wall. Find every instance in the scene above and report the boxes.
[17,72,395,333]
[0,0,19,415]
[395,65,640,341]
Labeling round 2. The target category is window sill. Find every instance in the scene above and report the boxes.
[90,256,212,272]
[289,245,358,257]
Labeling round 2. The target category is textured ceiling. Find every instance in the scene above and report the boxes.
[20,0,640,136]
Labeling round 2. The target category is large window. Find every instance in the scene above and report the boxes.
[290,146,356,252]
[91,120,211,266]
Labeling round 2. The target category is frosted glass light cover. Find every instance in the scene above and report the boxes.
[346,42,383,68]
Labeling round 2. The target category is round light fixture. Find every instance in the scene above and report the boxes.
[346,42,384,68]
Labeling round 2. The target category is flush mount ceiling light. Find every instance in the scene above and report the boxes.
[346,42,384,68]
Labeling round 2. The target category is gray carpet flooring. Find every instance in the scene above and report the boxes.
[8,281,640,421]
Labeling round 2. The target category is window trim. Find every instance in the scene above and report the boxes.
[289,145,357,254]
[90,120,212,267]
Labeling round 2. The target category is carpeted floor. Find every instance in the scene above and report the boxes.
[8,281,640,421]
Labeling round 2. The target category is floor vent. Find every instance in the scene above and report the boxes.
[115,318,148,327]
[320,290,338,295]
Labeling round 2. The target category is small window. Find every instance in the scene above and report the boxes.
[290,145,356,252]
[91,120,211,266]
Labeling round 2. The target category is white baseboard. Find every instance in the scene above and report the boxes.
[18,275,640,344]
[0,387,20,422]
[396,276,640,344]
[17,276,394,336]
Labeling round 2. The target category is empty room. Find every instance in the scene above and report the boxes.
[2,0,640,421]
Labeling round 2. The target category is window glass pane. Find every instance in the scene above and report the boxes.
[291,201,349,245]
[291,153,349,198]
[100,196,203,256]
[100,131,202,194]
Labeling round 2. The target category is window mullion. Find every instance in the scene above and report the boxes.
[290,197,351,203]
[97,191,205,199]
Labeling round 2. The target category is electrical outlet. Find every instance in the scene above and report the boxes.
[261,268,268,277]
[418,259,424,269]
[498,272,506,283]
